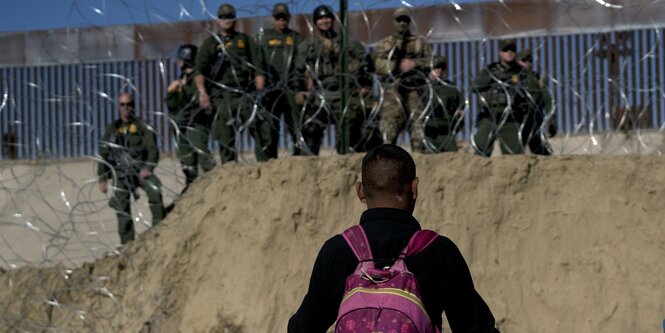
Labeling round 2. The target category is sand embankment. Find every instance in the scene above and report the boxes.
[1,153,664,332]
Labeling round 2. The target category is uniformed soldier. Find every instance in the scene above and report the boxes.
[167,44,216,189]
[294,5,373,155]
[350,72,384,152]
[517,48,556,155]
[422,56,465,152]
[194,3,267,163]
[472,38,540,156]
[98,93,165,245]
[373,8,433,152]
[256,3,304,157]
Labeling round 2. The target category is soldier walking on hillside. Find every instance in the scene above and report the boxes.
[194,3,268,163]
[373,8,433,152]
[516,48,556,155]
[167,44,216,189]
[256,3,304,157]
[422,56,465,152]
[294,5,374,155]
[97,93,165,244]
[472,39,540,156]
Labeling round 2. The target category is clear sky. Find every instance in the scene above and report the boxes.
[1,0,479,33]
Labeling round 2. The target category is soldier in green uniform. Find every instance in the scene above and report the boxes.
[194,3,267,163]
[256,3,304,157]
[422,56,465,152]
[294,5,373,155]
[373,8,433,152]
[517,48,557,155]
[350,72,384,152]
[472,39,540,156]
[167,44,216,189]
[97,93,165,244]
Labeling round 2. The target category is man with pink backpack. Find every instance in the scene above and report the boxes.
[288,144,499,333]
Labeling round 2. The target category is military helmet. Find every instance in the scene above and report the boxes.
[273,3,290,18]
[498,38,517,51]
[217,3,236,19]
[313,5,334,21]
[177,44,198,67]
[393,8,412,20]
[432,56,447,71]
[518,48,533,62]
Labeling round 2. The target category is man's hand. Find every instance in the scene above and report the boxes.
[399,59,416,73]
[167,80,181,93]
[198,91,212,113]
[139,168,152,180]
[99,180,108,194]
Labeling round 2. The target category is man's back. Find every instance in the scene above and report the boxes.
[288,208,498,333]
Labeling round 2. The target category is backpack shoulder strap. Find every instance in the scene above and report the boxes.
[341,225,373,262]
[401,229,439,257]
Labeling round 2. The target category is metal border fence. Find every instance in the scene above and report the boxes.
[1,27,664,160]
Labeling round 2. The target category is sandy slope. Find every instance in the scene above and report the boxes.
[1,153,664,332]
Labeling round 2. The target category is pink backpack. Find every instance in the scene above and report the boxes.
[335,225,441,333]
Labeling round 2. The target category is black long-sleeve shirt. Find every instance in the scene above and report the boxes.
[288,208,499,333]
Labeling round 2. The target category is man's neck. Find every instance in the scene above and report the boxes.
[394,30,412,38]
[500,60,517,69]
[319,29,336,39]
[120,115,134,124]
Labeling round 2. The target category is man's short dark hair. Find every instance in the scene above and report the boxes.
[361,144,416,199]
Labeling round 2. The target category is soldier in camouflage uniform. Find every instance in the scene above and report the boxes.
[472,39,541,156]
[422,56,465,152]
[194,3,267,163]
[98,93,165,244]
[373,8,433,152]
[256,3,304,157]
[167,44,216,189]
[517,48,556,155]
[294,5,374,155]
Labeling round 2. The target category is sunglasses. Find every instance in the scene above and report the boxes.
[501,45,517,52]
[218,14,236,20]
[119,102,134,108]
[274,14,289,21]
[395,16,411,24]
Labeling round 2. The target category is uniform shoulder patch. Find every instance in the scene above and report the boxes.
[286,35,294,46]
[237,39,245,48]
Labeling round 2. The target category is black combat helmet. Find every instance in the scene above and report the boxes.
[313,5,334,21]
[177,44,198,68]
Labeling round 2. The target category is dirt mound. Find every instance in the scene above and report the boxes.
[1,154,664,332]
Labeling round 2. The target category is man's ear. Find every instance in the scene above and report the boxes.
[411,177,419,200]
[356,181,367,204]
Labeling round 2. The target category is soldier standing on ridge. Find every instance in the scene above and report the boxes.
[472,38,540,156]
[167,44,216,190]
[98,93,165,245]
[516,48,556,155]
[256,3,304,157]
[194,3,268,163]
[373,8,433,152]
[294,5,373,155]
[422,56,465,153]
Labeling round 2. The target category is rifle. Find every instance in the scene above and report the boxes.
[108,132,141,201]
